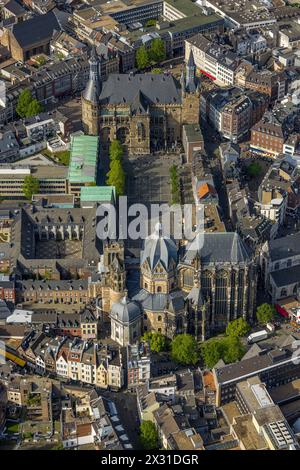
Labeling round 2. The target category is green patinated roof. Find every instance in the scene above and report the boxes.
[68,135,99,184]
[80,185,116,203]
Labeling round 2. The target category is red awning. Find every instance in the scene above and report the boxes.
[199,69,216,81]
[275,304,289,318]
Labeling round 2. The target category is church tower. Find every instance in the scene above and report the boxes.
[182,49,200,125]
[82,47,101,135]
[101,241,127,314]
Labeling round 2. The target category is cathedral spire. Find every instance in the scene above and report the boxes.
[186,49,196,93]
[82,46,101,104]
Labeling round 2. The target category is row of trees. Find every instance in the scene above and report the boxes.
[106,140,126,196]
[142,332,199,365]
[22,175,40,200]
[142,304,276,369]
[136,38,166,70]
[16,89,43,119]
[169,164,180,205]
[139,304,277,449]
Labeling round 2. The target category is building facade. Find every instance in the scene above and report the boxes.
[82,48,200,155]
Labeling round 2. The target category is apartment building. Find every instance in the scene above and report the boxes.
[200,87,252,143]
[185,34,240,86]
[0,165,68,199]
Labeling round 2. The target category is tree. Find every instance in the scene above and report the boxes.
[16,88,43,118]
[26,99,43,118]
[149,38,166,64]
[142,332,168,352]
[145,19,157,27]
[136,45,150,70]
[139,421,159,450]
[151,68,162,74]
[22,175,40,200]
[35,55,46,66]
[106,159,125,196]
[256,303,275,325]
[171,334,199,365]
[201,339,224,368]
[201,336,245,368]
[51,443,64,450]
[223,336,245,364]
[16,89,33,118]
[226,317,250,338]
[109,139,123,162]
[247,161,262,178]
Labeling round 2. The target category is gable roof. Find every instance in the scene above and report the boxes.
[268,233,300,262]
[198,182,216,199]
[99,73,182,106]
[11,11,61,49]
[183,232,252,265]
[4,0,26,16]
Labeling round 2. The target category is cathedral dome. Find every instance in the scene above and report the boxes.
[140,224,178,271]
[111,296,141,324]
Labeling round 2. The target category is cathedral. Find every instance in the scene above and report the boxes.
[82,48,200,155]
[103,228,257,345]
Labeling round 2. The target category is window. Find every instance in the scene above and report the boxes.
[157,286,162,293]
[158,315,162,322]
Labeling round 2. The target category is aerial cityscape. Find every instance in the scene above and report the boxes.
[1,0,300,454]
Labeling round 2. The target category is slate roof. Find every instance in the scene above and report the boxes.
[214,347,293,385]
[99,74,182,106]
[268,233,300,262]
[133,289,168,312]
[133,289,184,313]
[140,231,178,271]
[4,0,26,16]
[183,232,252,265]
[270,264,300,288]
[111,297,142,324]
[11,11,61,49]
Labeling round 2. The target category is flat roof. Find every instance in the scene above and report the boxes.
[80,185,115,202]
[68,135,99,184]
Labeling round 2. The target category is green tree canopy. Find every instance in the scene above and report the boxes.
[200,339,224,369]
[149,38,166,64]
[247,161,262,178]
[226,317,251,338]
[256,303,275,325]
[26,99,43,118]
[16,89,43,118]
[106,159,125,196]
[142,332,168,353]
[22,175,40,200]
[139,421,159,450]
[109,139,123,162]
[136,45,150,70]
[222,336,245,364]
[171,334,199,365]
[201,336,245,368]
[145,19,157,27]
[16,89,33,118]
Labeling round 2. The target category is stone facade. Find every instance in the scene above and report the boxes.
[82,49,200,155]
[133,231,257,340]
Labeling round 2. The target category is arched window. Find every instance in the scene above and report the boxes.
[157,286,162,293]
[137,122,145,142]
[280,288,287,298]
[158,315,162,322]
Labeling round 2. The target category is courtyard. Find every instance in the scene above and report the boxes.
[35,239,83,260]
